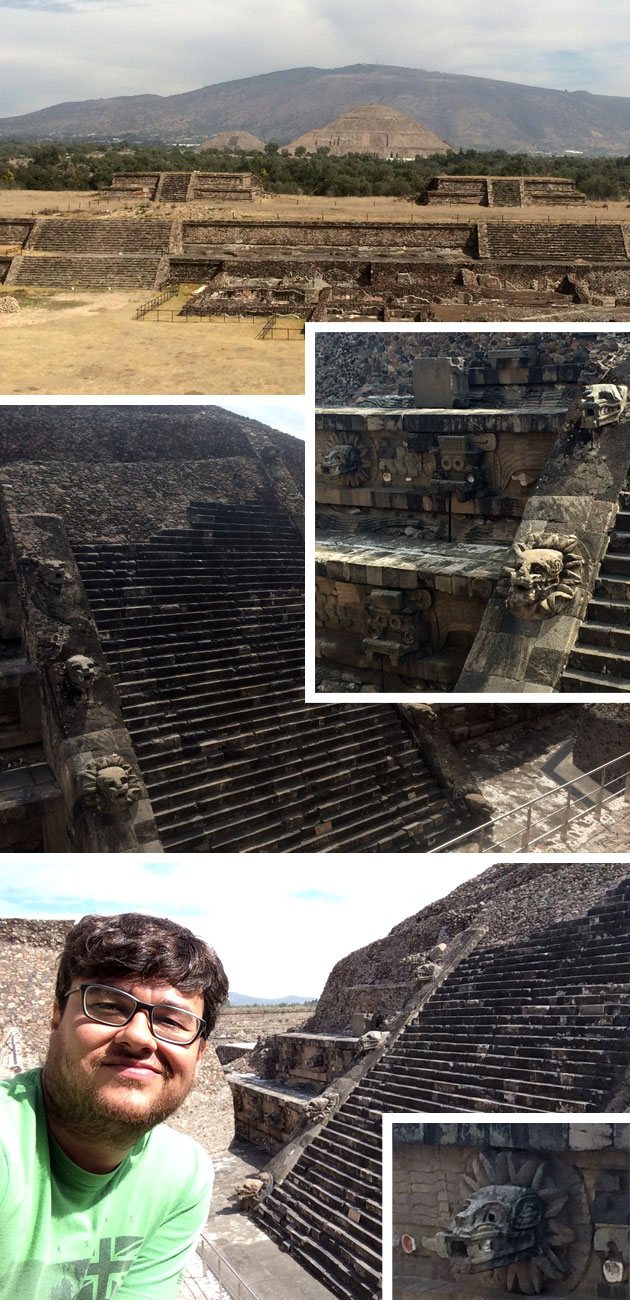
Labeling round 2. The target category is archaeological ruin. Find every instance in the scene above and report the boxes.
[241,864,630,1299]
[2,206,630,319]
[314,331,630,694]
[424,175,588,207]
[391,1121,628,1298]
[284,105,453,158]
[1,405,629,854]
[2,863,628,1300]
[107,170,263,202]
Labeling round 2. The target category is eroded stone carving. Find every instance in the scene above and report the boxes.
[234,1171,274,1207]
[65,654,99,697]
[357,1029,387,1053]
[319,430,375,487]
[38,560,69,592]
[82,754,142,814]
[424,1147,591,1295]
[320,444,362,478]
[580,383,628,430]
[306,1088,340,1124]
[445,1184,547,1272]
[504,533,583,620]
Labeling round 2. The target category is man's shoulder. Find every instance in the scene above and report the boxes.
[0,1069,41,1116]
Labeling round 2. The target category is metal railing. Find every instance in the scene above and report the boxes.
[432,748,630,854]
[257,314,277,340]
[197,1237,261,1300]
[134,285,178,319]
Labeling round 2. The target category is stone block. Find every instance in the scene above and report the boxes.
[613,1126,630,1151]
[569,1123,613,1150]
[369,588,404,610]
[460,629,532,680]
[525,647,566,687]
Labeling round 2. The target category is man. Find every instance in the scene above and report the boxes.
[0,911,228,1299]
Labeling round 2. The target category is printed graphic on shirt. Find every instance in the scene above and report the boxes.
[9,1236,145,1300]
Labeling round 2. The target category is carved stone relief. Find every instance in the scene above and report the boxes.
[504,533,583,620]
[81,753,142,814]
[362,588,431,663]
[319,432,376,487]
[580,383,628,430]
[423,1148,591,1295]
[65,654,99,697]
[306,1089,340,1124]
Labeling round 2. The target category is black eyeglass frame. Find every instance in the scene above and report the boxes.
[65,983,208,1045]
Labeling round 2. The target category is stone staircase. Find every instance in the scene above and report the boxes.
[26,219,173,254]
[255,877,630,1300]
[156,173,194,202]
[72,500,465,853]
[562,476,630,691]
[8,254,163,289]
[484,222,628,261]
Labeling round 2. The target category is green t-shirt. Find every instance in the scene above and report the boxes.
[0,1069,214,1300]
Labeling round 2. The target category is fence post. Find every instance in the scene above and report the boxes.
[625,771,630,803]
[560,787,572,843]
[521,805,532,851]
[595,767,606,821]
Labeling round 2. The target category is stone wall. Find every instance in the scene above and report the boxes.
[0,918,73,1071]
[315,331,595,405]
[392,1122,629,1296]
[180,220,477,252]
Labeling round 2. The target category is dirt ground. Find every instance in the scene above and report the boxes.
[0,287,303,395]
[1,188,629,224]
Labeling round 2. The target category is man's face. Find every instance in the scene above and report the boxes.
[44,977,206,1146]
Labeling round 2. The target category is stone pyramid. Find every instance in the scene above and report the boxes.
[201,130,265,152]
[285,103,452,158]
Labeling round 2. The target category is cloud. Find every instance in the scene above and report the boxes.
[0,858,486,999]
[0,0,628,118]
[0,0,128,10]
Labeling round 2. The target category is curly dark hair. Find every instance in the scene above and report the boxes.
[55,913,228,1036]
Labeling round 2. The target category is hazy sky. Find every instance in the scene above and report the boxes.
[219,398,305,440]
[0,858,486,998]
[0,0,628,117]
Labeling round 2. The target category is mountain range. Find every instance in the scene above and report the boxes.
[228,993,316,1006]
[1,64,630,153]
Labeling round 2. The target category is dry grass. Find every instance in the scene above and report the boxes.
[2,188,629,224]
[0,287,303,395]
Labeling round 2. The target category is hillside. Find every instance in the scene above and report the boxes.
[1,64,630,153]
[306,862,630,1030]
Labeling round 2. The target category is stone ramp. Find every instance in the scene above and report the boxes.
[254,877,630,1300]
[562,475,630,692]
[72,499,468,854]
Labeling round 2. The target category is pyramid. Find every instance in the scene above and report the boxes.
[285,103,451,158]
[200,130,265,152]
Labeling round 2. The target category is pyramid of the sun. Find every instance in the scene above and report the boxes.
[285,103,452,157]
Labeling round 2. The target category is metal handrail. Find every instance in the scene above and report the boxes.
[432,746,630,853]
[197,1236,261,1300]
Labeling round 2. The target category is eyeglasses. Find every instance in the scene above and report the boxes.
[66,984,207,1046]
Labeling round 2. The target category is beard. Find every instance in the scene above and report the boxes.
[42,1038,189,1149]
